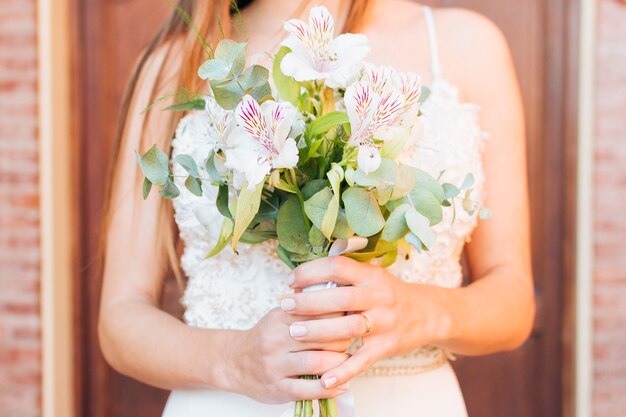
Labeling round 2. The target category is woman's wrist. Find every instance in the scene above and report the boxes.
[194,328,248,392]
[406,283,455,348]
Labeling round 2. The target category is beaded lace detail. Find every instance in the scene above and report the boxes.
[171,76,488,336]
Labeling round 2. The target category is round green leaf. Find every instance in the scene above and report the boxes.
[342,187,385,237]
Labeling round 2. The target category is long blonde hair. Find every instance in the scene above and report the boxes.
[103,0,374,288]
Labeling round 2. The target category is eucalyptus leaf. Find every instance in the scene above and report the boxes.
[276,196,311,255]
[409,189,443,225]
[390,163,416,200]
[159,178,180,199]
[405,232,424,254]
[136,145,169,186]
[240,221,276,244]
[332,208,354,239]
[205,152,223,183]
[175,154,200,178]
[342,187,385,237]
[460,173,475,190]
[308,226,327,250]
[211,80,244,110]
[214,40,247,78]
[232,181,264,252]
[216,183,232,219]
[304,187,336,239]
[184,176,202,197]
[240,64,269,89]
[479,208,492,219]
[381,203,411,241]
[405,208,436,249]
[442,183,460,199]
[142,177,152,200]
[413,169,445,203]
[253,194,280,222]
[198,59,231,81]
[277,245,297,269]
[301,179,328,200]
[205,218,233,258]
[272,46,300,106]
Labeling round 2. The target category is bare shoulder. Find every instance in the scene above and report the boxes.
[430,7,518,101]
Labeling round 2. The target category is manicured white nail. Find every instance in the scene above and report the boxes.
[285,272,295,286]
[322,376,337,388]
[289,324,307,338]
[280,298,296,311]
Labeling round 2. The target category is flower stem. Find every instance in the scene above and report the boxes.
[294,400,303,417]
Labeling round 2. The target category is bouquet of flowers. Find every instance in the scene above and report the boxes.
[136,6,483,417]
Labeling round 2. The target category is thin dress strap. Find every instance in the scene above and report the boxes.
[422,6,443,79]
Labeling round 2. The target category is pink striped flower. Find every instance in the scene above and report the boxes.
[224,95,300,190]
[345,65,423,173]
[280,6,370,88]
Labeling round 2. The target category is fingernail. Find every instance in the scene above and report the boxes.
[322,376,337,389]
[280,298,296,311]
[285,272,295,286]
[289,324,307,338]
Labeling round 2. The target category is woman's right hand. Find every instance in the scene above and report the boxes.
[229,307,352,403]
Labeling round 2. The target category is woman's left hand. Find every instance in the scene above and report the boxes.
[280,256,452,390]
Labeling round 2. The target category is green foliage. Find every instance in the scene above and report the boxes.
[381,204,410,242]
[205,218,234,258]
[184,176,202,197]
[136,145,169,186]
[276,196,311,255]
[306,112,350,138]
[216,184,232,219]
[342,187,386,237]
[175,154,200,178]
[405,208,436,249]
[232,181,264,252]
[205,152,223,183]
[159,178,180,199]
[142,177,152,200]
[165,98,206,112]
[273,46,301,106]
[304,187,338,240]
[408,189,443,225]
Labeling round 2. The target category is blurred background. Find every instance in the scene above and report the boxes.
[0,0,624,416]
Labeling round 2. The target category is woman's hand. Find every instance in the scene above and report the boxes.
[229,307,352,403]
[280,256,452,390]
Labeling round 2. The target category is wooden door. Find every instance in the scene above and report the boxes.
[71,1,577,416]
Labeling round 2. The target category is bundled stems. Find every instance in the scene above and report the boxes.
[294,376,339,417]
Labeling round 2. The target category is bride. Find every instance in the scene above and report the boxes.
[99,0,534,416]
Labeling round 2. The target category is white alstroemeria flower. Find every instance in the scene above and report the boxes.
[345,65,423,173]
[205,96,236,152]
[224,95,300,190]
[281,6,370,88]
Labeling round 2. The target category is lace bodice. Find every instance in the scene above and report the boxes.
[171,74,487,330]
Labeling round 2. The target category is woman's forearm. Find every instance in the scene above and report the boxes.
[424,266,535,355]
[98,297,243,391]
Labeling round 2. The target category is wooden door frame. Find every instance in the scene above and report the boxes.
[41,0,592,416]
[37,0,76,416]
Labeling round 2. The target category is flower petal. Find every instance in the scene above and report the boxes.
[281,51,325,82]
[332,33,370,67]
[344,81,379,143]
[357,145,381,174]
[272,137,299,169]
[236,95,268,144]
[308,6,335,50]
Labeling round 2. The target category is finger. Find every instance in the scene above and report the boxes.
[287,256,377,289]
[289,314,369,343]
[288,337,353,353]
[279,377,350,401]
[319,345,379,389]
[284,350,350,377]
[280,286,374,315]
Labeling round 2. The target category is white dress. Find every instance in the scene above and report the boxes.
[162,7,487,417]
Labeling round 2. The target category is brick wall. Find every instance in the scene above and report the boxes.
[0,0,41,416]
[593,0,626,416]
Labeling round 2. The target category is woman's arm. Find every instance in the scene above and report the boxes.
[98,42,351,401]
[277,10,535,388]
